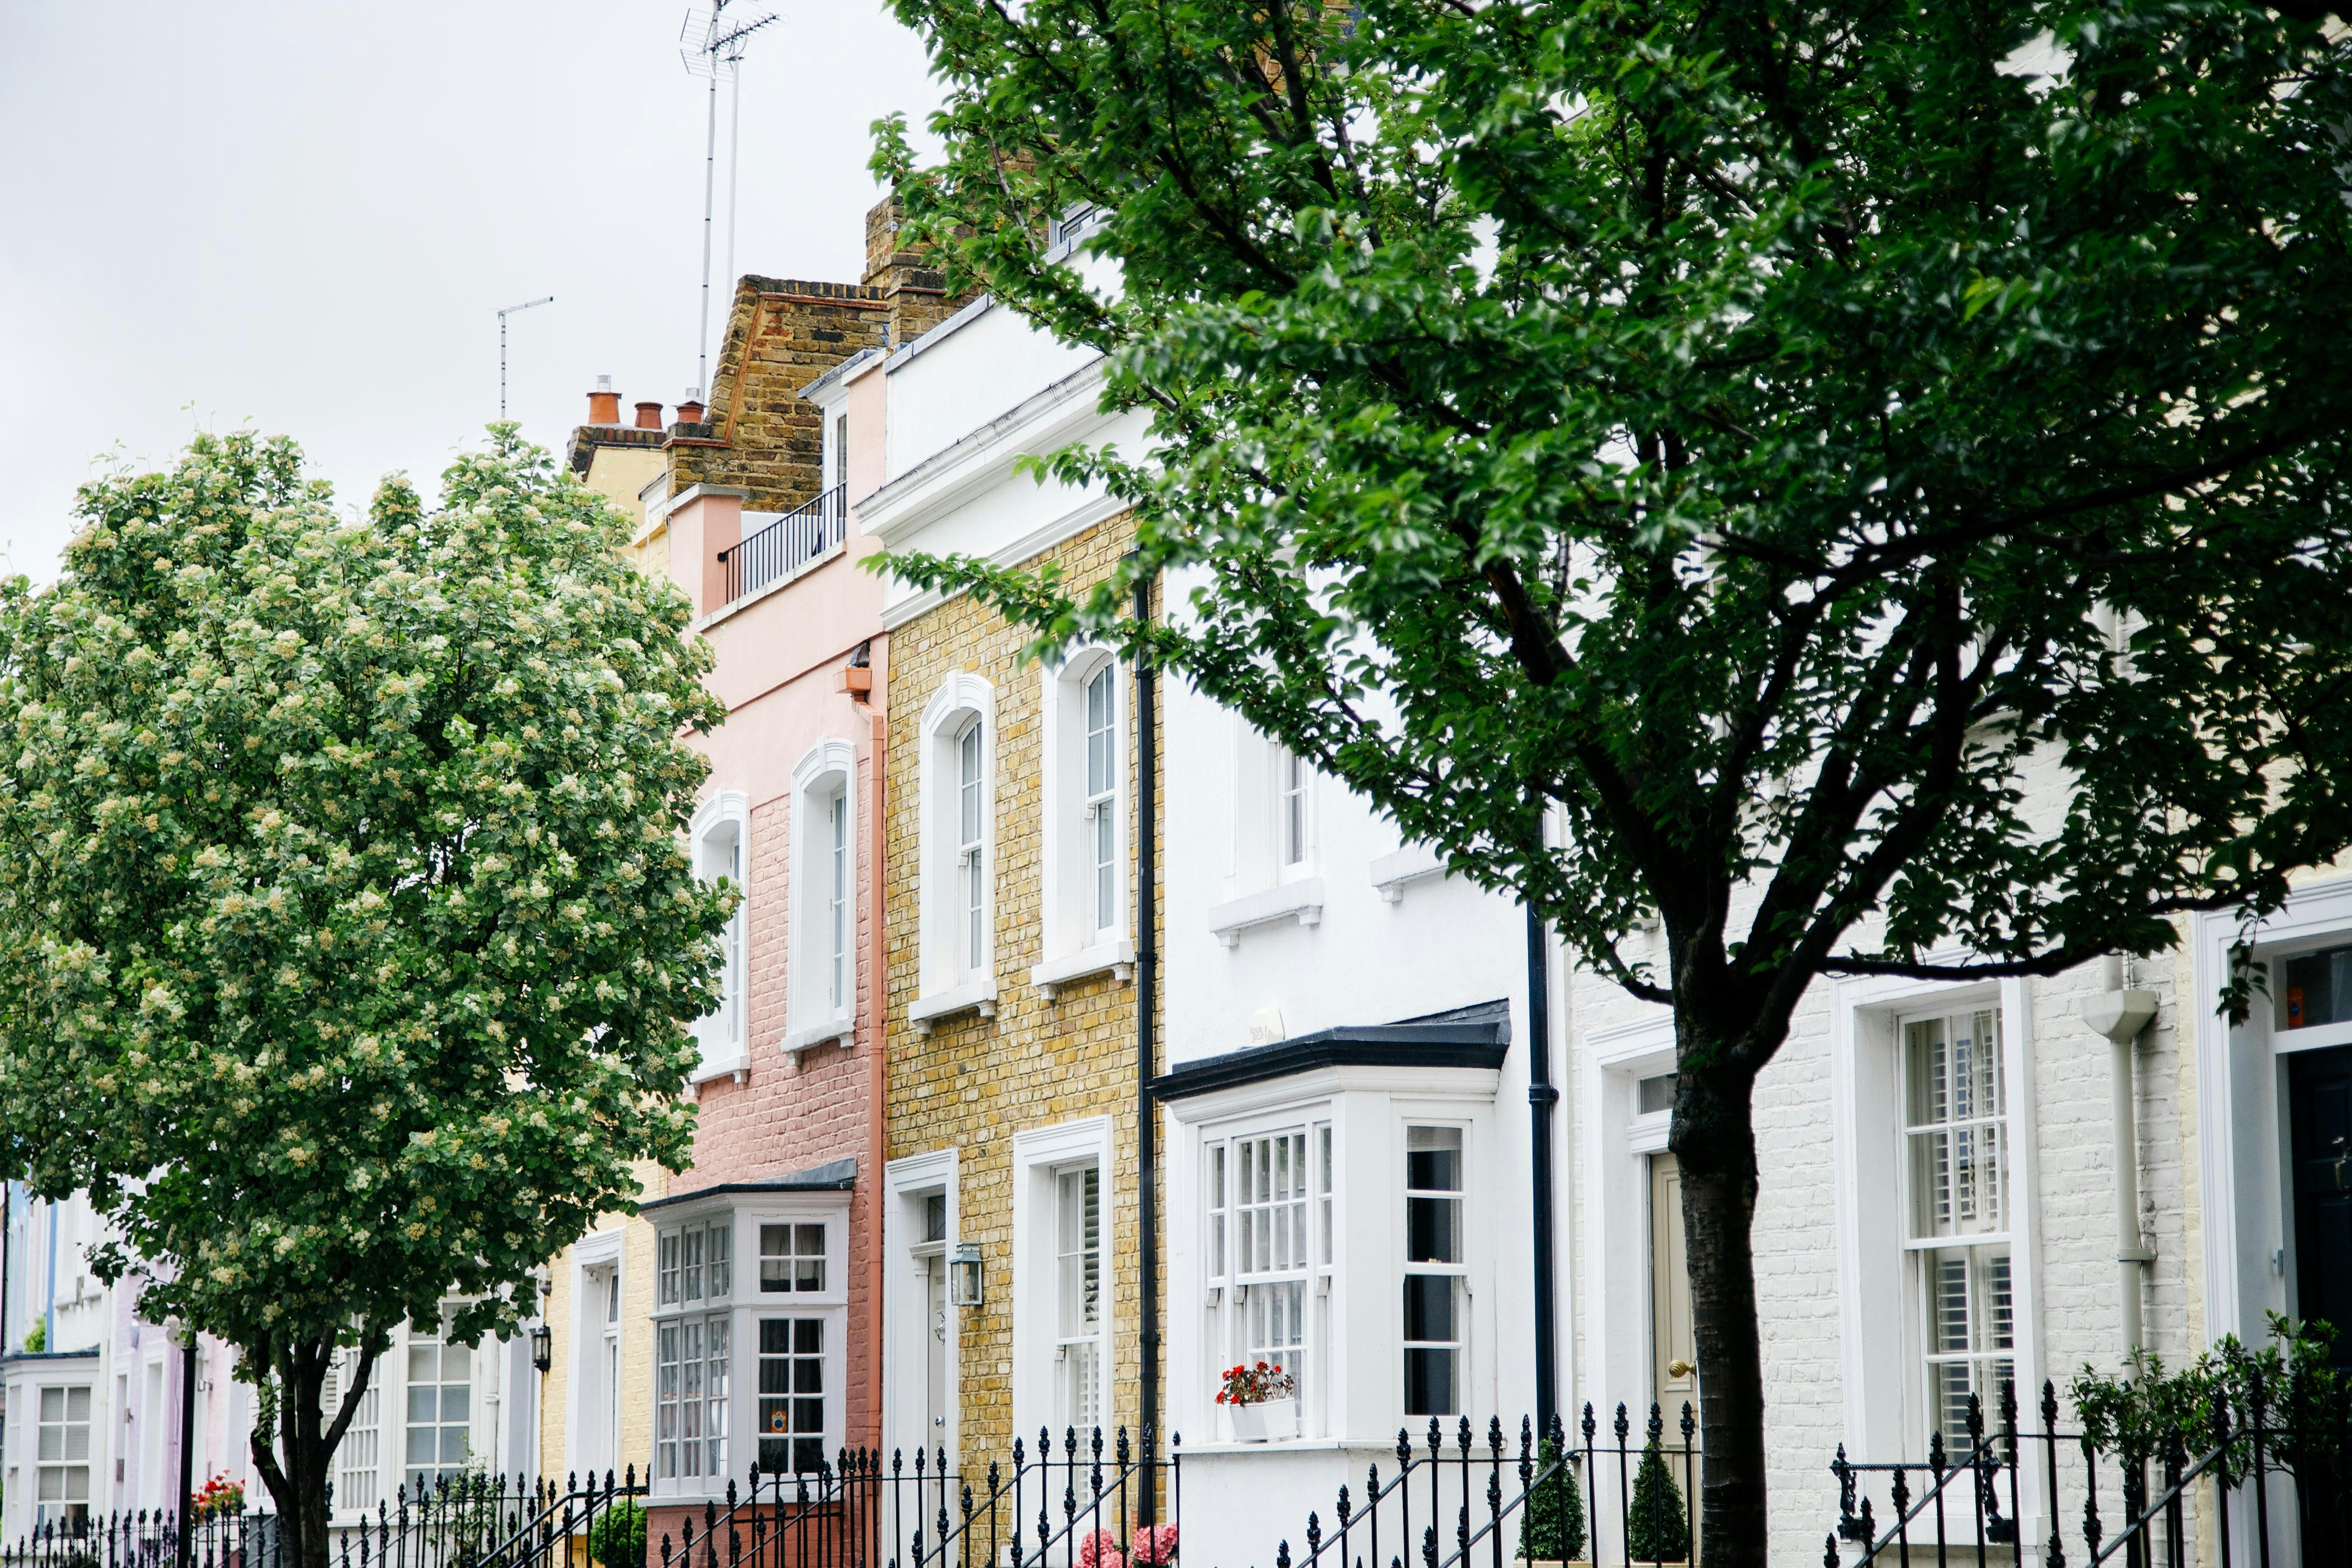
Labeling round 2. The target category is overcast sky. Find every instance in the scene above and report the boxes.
[0,1,944,583]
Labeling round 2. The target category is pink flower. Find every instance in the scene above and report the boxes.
[1131,1524,1178,1566]
[1077,1529,1125,1568]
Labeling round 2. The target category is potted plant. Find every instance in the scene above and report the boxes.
[1216,1361,1299,1441]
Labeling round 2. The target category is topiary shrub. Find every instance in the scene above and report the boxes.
[587,1501,647,1568]
[1625,1433,1688,1563]
[1516,1438,1586,1563]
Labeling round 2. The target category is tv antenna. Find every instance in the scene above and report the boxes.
[497,297,555,421]
[681,0,776,402]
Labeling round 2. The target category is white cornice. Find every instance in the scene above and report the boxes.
[861,359,1113,547]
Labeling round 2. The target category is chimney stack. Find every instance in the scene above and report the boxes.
[676,388,707,425]
[634,400,664,431]
[587,375,621,427]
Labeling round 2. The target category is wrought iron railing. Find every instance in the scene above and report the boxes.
[1269,1410,1696,1568]
[331,1469,647,1568]
[3,1507,277,1568]
[717,486,847,607]
[1827,1379,2352,1567]
[656,1428,1176,1568]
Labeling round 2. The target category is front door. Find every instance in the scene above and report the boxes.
[2286,1045,2352,1560]
[924,1255,950,1454]
[1650,1153,1698,1414]
[2288,1045,2352,1363]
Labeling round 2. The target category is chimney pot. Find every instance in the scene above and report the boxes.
[634,400,664,431]
[676,396,707,426]
[586,379,621,427]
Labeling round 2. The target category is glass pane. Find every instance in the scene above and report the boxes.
[2283,945,2352,1030]
[1638,1074,1676,1115]
[1407,1195,1460,1263]
[1406,1126,1462,1191]
[1403,1275,1457,1343]
[440,1384,469,1423]
[440,1428,468,1464]
[1405,1348,1458,1418]
[440,1343,470,1381]
[708,1225,732,1298]
[407,1386,437,1425]
[761,1224,792,1292]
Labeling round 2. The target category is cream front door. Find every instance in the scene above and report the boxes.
[1649,1153,1698,1414]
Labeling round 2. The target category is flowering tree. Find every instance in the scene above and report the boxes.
[873,0,2352,1556]
[0,429,730,1568]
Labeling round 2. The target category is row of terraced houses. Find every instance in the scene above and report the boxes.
[9,188,2352,1568]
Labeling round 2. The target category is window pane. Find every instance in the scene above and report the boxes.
[2282,944,2352,1030]
[1406,1196,1460,1264]
[1405,1348,1458,1418]
[1406,1126,1462,1191]
[708,1223,732,1298]
[1637,1073,1676,1115]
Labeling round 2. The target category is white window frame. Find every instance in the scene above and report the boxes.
[1832,971,2040,1474]
[786,741,860,1060]
[646,1199,850,1499]
[1402,1123,1469,1421]
[34,1383,92,1529]
[1012,1120,1115,1441]
[1208,721,1325,945]
[565,1228,627,1485]
[689,791,752,1083]
[330,1343,383,1516]
[1034,649,1134,997]
[914,674,998,1031]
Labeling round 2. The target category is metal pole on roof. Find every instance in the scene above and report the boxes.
[497,298,554,422]
[682,3,774,399]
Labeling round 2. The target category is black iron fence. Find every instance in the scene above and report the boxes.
[2,1508,277,1568]
[717,485,847,607]
[1264,1410,1696,1568]
[330,1470,646,1568]
[656,1428,1174,1568]
[1828,1379,2352,1566]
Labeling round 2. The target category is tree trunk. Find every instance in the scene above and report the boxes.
[1672,1068,1766,1568]
[248,1336,375,1568]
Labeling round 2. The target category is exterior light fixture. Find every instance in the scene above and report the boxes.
[948,1243,985,1307]
[530,1320,553,1375]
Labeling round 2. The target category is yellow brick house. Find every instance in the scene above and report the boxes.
[859,274,1164,1481]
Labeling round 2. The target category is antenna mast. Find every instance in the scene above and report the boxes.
[681,0,776,404]
[497,297,555,421]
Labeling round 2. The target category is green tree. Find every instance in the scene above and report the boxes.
[870,0,2352,1557]
[0,429,730,1568]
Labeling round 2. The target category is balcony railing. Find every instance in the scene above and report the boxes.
[717,486,847,609]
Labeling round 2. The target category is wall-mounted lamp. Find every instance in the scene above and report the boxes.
[529,1321,553,1375]
[947,1243,985,1307]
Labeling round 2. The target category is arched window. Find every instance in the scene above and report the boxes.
[689,791,751,1080]
[1032,648,1133,998]
[914,674,998,1032]
[786,741,859,1062]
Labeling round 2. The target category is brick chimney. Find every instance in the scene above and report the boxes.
[634,400,663,431]
[586,375,620,427]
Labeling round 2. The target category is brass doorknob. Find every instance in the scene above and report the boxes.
[1667,1359,1695,1379]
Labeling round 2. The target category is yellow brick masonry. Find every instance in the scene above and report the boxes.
[884,513,1165,1464]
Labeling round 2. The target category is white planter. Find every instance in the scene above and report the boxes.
[1230,1397,1299,1442]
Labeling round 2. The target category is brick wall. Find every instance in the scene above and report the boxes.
[882,513,1164,1464]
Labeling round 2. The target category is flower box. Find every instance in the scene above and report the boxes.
[1230,1396,1299,1442]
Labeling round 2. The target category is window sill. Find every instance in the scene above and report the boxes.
[1369,845,1448,903]
[910,976,999,1036]
[1209,879,1326,948]
[689,1049,749,1088]
[781,1013,855,1063]
[1032,938,1135,998]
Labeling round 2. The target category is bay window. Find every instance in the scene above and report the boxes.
[649,1198,848,1493]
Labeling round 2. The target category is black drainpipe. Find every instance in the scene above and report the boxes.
[1526,900,1561,1438]
[1133,564,1162,1520]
